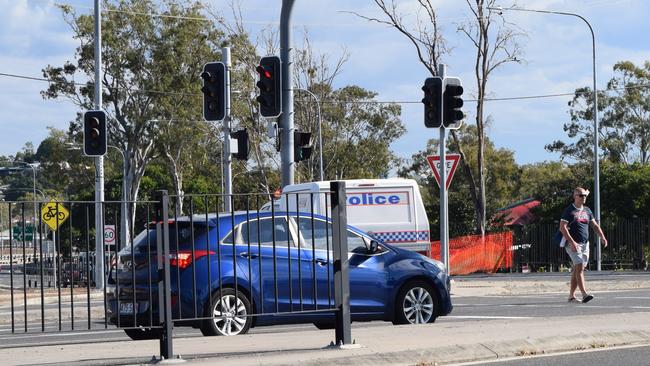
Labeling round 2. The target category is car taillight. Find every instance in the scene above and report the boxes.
[169,250,215,270]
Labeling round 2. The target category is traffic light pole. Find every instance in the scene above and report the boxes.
[222,47,233,212]
[93,0,105,290]
[280,0,295,187]
[438,64,450,272]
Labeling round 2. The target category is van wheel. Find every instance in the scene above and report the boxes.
[124,328,161,340]
[200,288,252,336]
[393,280,438,325]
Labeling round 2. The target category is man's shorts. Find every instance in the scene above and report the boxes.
[566,241,590,266]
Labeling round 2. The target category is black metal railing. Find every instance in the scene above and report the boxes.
[0,182,354,360]
[512,218,650,272]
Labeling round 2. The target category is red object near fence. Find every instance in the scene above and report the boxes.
[430,231,513,275]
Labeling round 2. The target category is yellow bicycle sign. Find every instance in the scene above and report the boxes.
[41,201,70,231]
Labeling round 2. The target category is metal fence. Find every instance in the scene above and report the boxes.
[512,218,650,272]
[0,183,353,360]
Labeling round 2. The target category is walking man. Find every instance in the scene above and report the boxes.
[559,187,608,303]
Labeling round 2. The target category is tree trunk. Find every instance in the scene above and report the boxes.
[450,130,482,232]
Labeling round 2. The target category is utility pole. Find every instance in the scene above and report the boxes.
[437,64,449,271]
[280,0,295,187]
[93,0,105,290]
[222,47,233,212]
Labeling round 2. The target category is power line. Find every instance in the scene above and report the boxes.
[0,72,196,97]
[1,70,649,105]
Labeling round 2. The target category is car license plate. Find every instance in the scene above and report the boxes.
[119,302,138,315]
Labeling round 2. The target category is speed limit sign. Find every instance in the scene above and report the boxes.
[104,225,116,245]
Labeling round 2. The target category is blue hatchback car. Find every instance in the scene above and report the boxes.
[107,211,452,340]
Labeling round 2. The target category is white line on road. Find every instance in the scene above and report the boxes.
[447,315,534,320]
[453,303,650,309]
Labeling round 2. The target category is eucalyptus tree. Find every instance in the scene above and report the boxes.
[41,0,224,238]
[353,0,524,235]
[547,60,650,165]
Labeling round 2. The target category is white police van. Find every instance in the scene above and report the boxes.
[276,179,430,251]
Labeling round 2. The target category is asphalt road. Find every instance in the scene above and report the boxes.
[450,288,650,319]
[463,345,650,366]
[1,282,649,349]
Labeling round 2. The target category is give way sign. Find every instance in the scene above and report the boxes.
[426,154,461,190]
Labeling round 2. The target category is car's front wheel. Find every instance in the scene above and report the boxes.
[200,288,252,336]
[393,280,438,325]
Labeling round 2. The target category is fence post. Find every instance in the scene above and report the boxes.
[155,190,173,360]
[330,181,352,345]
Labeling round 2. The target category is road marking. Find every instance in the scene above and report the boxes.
[447,315,533,320]
[453,303,650,309]
[453,289,650,299]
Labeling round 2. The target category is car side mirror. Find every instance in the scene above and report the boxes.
[369,240,379,254]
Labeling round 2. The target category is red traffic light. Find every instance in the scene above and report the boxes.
[256,56,282,118]
[256,65,272,79]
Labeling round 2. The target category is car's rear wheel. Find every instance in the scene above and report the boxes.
[393,280,438,325]
[124,327,162,340]
[200,288,252,336]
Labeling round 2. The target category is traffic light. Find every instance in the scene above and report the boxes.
[201,62,226,121]
[256,56,282,118]
[83,110,107,156]
[230,128,250,161]
[293,130,312,162]
[422,77,443,128]
[443,77,464,128]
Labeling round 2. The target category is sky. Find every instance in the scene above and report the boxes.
[1,0,649,166]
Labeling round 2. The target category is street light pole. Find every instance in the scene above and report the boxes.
[489,6,602,271]
[93,0,105,289]
[280,0,296,187]
[296,88,324,181]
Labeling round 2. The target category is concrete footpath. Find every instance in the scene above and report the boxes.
[1,272,650,366]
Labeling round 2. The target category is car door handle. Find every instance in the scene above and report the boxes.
[313,258,328,266]
[240,252,259,259]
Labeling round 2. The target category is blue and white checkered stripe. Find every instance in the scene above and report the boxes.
[371,231,430,243]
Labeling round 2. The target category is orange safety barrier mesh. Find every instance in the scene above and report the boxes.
[429,231,513,275]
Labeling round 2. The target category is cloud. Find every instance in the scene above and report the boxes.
[2,0,649,165]
[0,0,81,155]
